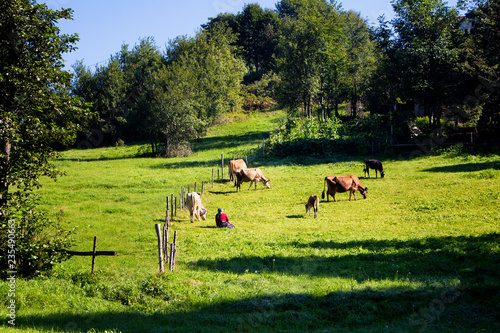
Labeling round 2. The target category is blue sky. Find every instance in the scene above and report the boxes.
[41,0,458,71]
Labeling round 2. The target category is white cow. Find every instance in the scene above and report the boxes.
[235,168,271,192]
[185,192,208,223]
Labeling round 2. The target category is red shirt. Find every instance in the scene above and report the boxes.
[216,213,229,227]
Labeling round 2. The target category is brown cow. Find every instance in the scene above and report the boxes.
[305,195,319,218]
[321,175,368,202]
[364,159,385,178]
[228,159,247,183]
[185,192,208,223]
[235,168,270,192]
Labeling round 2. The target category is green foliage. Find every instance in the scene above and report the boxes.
[274,0,344,117]
[0,195,75,278]
[457,0,500,142]
[203,3,280,74]
[268,113,392,157]
[0,0,87,276]
[374,0,463,127]
[241,73,278,111]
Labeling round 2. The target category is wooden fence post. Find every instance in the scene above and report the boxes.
[221,153,224,180]
[163,221,169,266]
[91,236,97,273]
[169,243,175,272]
[66,237,117,273]
[170,231,178,272]
[201,181,205,195]
[155,224,164,273]
[165,196,170,225]
[181,186,185,209]
[171,194,174,221]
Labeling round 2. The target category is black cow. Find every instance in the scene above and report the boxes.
[364,159,385,178]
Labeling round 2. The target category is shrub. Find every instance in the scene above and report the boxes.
[267,115,391,157]
[0,195,76,278]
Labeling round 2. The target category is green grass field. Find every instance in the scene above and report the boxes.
[1,109,499,332]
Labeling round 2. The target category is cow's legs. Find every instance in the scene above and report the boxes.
[349,190,357,201]
[248,180,254,190]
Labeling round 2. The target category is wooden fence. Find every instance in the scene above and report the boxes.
[66,236,117,273]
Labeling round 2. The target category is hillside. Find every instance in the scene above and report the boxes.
[2,110,499,333]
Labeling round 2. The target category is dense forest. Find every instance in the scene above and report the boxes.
[70,0,500,157]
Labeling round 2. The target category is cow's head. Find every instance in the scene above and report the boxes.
[200,208,208,220]
[263,178,271,189]
[360,187,368,199]
[380,170,386,178]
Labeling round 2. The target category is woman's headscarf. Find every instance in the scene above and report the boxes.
[216,208,223,219]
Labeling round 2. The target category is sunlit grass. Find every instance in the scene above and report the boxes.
[1,109,499,332]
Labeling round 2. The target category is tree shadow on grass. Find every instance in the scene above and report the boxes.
[422,161,500,173]
[191,130,273,152]
[17,282,499,332]
[14,235,499,332]
[193,233,500,282]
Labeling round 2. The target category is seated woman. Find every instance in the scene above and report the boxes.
[215,208,235,229]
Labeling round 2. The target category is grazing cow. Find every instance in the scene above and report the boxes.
[228,159,247,183]
[321,175,368,202]
[185,192,208,223]
[305,195,319,218]
[364,159,385,178]
[236,168,270,192]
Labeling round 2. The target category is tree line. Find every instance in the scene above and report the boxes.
[71,0,499,155]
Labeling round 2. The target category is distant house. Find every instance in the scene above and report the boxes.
[459,16,473,34]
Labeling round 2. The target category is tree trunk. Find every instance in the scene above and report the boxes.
[352,81,358,117]
[0,141,11,219]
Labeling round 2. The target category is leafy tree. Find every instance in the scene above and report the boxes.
[146,26,245,156]
[342,11,377,117]
[71,38,163,146]
[0,0,87,276]
[203,4,280,80]
[238,4,279,75]
[385,0,461,128]
[274,0,343,118]
[455,0,500,142]
[187,27,246,124]
[71,57,127,146]
[142,60,203,157]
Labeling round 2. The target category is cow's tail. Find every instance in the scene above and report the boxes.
[322,178,326,200]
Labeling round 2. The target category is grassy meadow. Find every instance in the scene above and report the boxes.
[1,109,500,332]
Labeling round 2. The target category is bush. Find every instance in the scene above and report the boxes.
[266,115,391,157]
[0,195,76,278]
